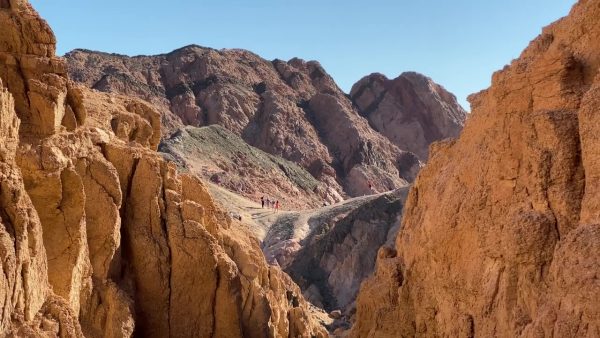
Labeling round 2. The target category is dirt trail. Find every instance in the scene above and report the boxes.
[207,181,397,252]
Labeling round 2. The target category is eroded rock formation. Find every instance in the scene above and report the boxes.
[0,1,327,337]
[350,72,467,160]
[352,0,600,337]
[65,46,467,198]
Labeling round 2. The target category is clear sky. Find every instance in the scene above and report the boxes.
[30,0,576,110]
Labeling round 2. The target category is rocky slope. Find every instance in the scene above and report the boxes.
[351,0,600,337]
[350,72,467,160]
[204,185,408,333]
[64,47,466,198]
[285,190,407,315]
[0,1,327,337]
[159,125,340,209]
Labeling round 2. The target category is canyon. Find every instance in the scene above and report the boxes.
[62,43,468,329]
[2,0,598,337]
[65,47,466,202]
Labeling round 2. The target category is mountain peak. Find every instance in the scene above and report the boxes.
[350,70,467,159]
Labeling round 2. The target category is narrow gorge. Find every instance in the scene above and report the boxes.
[2,0,598,337]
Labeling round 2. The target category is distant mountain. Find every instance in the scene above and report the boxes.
[65,46,466,199]
[351,72,467,160]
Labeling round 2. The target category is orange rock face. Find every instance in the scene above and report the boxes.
[0,1,327,337]
[352,1,600,337]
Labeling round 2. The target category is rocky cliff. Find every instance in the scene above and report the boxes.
[350,72,467,160]
[65,47,465,198]
[0,1,327,337]
[352,0,600,337]
[285,190,406,315]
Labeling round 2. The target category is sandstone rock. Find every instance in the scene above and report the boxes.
[0,2,329,337]
[332,327,347,337]
[0,79,19,161]
[0,2,86,136]
[0,67,41,328]
[352,1,600,336]
[0,62,80,337]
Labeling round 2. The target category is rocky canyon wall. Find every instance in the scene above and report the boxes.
[352,0,600,337]
[286,190,407,316]
[0,1,327,337]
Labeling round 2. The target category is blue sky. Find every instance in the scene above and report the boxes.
[30,0,576,110]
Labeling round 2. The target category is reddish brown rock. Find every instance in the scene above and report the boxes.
[350,72,467,160]
[352,1,600,337]
[159,125,339,209]
[67,46,464,198]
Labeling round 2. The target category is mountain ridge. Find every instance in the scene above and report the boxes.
[65,45,466,200]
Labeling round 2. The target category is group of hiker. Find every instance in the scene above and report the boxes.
[261,196,280,212]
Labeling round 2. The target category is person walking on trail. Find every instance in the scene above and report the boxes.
[275,200,280,212]
[261,196,265,209]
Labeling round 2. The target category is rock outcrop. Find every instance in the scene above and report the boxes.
[65,46,468,198]
[350,72,467,160]
[0,1,327,337]
[352,0,600,337]
[285,190,407,315]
